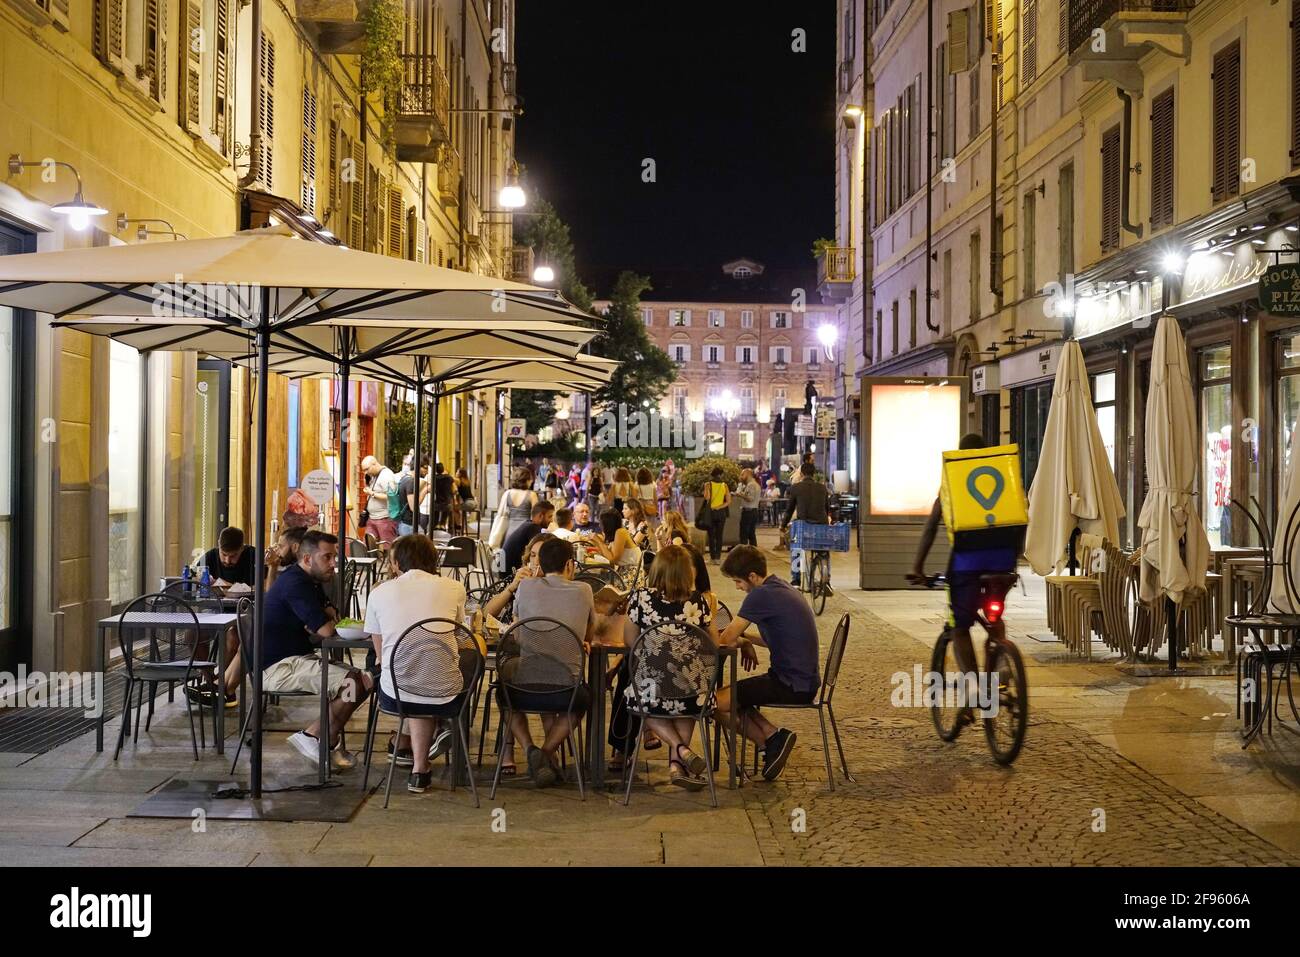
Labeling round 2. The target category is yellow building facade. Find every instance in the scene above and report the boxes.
[0,0,518,674]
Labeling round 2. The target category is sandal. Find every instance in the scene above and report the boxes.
[674,744,707,777]
[668,759,706,791]
[643,731,663,751]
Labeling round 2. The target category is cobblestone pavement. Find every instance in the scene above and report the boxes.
[711,562,1295,866]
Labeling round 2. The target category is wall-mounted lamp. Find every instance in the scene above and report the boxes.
[8,153,106,230]
[117,214,187,242]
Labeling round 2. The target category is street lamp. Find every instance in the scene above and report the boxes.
[711,389,740,457]
[9,154,106,231]
[532,264,555,284]
[817,323,838,362]
[498,170,527,210]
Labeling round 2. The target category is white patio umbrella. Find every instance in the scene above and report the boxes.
[1024,340,1125,575]
[1269,424,1300,611]
[1137,315,1210,670]
[0,226,600,798]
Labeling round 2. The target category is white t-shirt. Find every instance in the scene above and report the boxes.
[367,467,397,518]
[550,525,578,541]
[363,569,466,704]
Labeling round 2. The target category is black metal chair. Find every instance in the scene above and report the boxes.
[489,617,587,799]
[113,593,220,761]
[468,579,513,767]
[620,621,721,807]
[740,612,855,790]
[360,617,483,807]
[439,536,478,583]
[578,563,626,590]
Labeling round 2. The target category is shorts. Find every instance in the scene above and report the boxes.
[735,673,817,710]
[378,688,463,718]
[262,654,354,699]
[946,571,986,630]
[368,516,399,543]
[497,684,591,714]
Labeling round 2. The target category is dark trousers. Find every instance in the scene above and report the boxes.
[739,508,759,547]
[707,511,727,561]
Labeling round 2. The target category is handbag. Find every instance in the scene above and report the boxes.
[694,485,713,531]
[488,498,511,550]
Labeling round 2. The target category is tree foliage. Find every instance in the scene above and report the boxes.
[512,198,594,312]
[509,389,556,435]
[591,271,676,411]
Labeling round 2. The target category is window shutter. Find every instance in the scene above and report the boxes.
[1101,123,1121,252]
[948,8,969,72]
[94,0,126,72]
[328,118,339,214]
[1212,41,1240,202]
[300,86,317,215]
[409,210,427,263]
[144,0,161,100]
[213,0,231,150]
[969,66,980,144]
[386,185,405,257]
[1023,0,1037,86]
[1058,0,1068,54]
[1058,162,1074,280]
[1292,1,1300,165]
[179,0,201,132]
[35,0,70,30]
[258,33,275,190]
[1150,89,1175,230]
[349,140,365,248]
[368,169,383,253]
[973,2,985,58]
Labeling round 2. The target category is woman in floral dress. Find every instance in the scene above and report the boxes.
[623,545,720,790]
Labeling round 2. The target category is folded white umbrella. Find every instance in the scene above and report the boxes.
[1269,424,1300,610]
[1137,315,1209,606]
[1024,340,1125,574]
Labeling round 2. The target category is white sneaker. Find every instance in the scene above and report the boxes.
[331,747,356,772]
[288,731,321,764]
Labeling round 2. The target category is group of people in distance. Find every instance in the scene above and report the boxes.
[359,452,475,543]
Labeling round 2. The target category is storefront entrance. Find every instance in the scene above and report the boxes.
[194,360,232,560]
[1199,345,1232,548]
[1012,381,1053,489]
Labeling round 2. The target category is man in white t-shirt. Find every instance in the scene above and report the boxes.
[362,455,400,543]
[549,506,578,541]
[363,534,468,793]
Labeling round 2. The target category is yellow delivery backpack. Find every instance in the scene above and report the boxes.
[938,443,1029,552]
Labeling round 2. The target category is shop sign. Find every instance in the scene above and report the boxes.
[504,418,527,441]
[1000,343,1060,388]
[795,413,815,437]
[816,409,837,438]
[972,364,1000,394]
[300,469,334,506]
[1258,262,1300,315]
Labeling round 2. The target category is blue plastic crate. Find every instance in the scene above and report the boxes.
[789,520,852,552]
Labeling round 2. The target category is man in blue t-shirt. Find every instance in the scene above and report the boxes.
[716,545,820,781]
[259,530,372,771]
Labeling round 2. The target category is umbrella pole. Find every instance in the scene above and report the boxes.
[1166,596,1178,672]
[413,375,424,534]
[431,387,441,523]
[1067,526,1081,576]
[250,296,271,799]
[338,354,351,617]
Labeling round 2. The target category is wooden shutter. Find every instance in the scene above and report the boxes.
[213,0,231,150]
[1023,0,1037,86]
[948,8,969,72]
[1212,41,1240,203]
[258,33,275,190]
[408,209,426,262]
[1059,0,1068,54]
[969,66,980,144]
[94,0,126,73]
[1150,89,1175,230]
[366,167,381,252]
[328,118,339,214]
[386,185,405,257]
[301,86,317,215]
[349,140,364,248]
[1058,162,1074,279]
[144,0,166,102]
[1101,123,1121,252]
[179,0,202,133]
[35,0,70,30]
[1292,1,1300,166]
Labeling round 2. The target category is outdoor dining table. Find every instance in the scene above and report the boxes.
[95,611,239,753]
[1222,612,1300,745]
[1219,556,1267,661]
[317,634,373,784]
[584,639,742,791]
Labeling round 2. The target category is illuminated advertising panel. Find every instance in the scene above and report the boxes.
[866,379,963,516]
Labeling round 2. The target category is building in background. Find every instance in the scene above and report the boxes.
[0,0,518,676]
[842,0,1298,552]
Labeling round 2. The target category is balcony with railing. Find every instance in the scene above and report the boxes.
[510,245,534,282]
[298,0,367,53]
[817,245,855,304]
[1068,0,1195,84]
[396,52,452,163]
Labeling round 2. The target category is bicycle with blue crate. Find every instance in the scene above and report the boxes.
[788,520,851,616]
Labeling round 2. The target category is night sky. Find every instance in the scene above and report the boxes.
[515,1,836,295]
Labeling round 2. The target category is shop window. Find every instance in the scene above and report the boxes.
[1013,381,1053,489]
[1092,370,1117,472]
[1200,345,1232,547]
[287,380,300,489]
[1278,335,1300,507]
[108,341,142,609]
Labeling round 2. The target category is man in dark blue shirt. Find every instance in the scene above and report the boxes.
[502,501,555,575]
[201,526,258,586]
[259,530,371,771]
[716,545,820,780]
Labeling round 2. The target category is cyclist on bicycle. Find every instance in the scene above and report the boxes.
[781,461,829,590]
[907,433,1018,721]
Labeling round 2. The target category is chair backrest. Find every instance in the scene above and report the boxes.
[364,532,381,553]
[387,617,475,704]
[116,592,204,676]
[496,617,584,694]
[713,599,734,633]
[579,563,626,590]
[1097,540,1134,651]
[627,621,718,708]
[347,537,369,558]
[442,536,477,568]
[820,613,850,700]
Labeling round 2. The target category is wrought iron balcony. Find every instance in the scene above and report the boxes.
[395,52,451,163]
[1068,0,1195,80]
[817,245,855,304]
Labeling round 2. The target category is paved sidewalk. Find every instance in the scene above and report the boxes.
[0,529,1295,866]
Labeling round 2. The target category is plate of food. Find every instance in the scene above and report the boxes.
[336,618,366,640]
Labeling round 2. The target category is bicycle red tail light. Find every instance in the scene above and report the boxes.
[984,599,1004,623]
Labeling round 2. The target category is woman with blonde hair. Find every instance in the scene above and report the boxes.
[620,544,718,789]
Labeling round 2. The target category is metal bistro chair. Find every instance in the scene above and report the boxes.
[621,621,722,807]
[741,612,855,790]
[361,617,484,807]
[468,539,499,589]
[439,536,478,583]
[113,593,221,761]
[578,563,626,590]
[469,579,513,767]
[489,617,588,800]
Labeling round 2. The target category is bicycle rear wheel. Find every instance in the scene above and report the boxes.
[810,552,828,616]
[929,629,964,741]
[983,636,1028,764]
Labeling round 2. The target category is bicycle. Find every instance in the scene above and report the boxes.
[915,572,1028,765]
[787,520,839,617]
